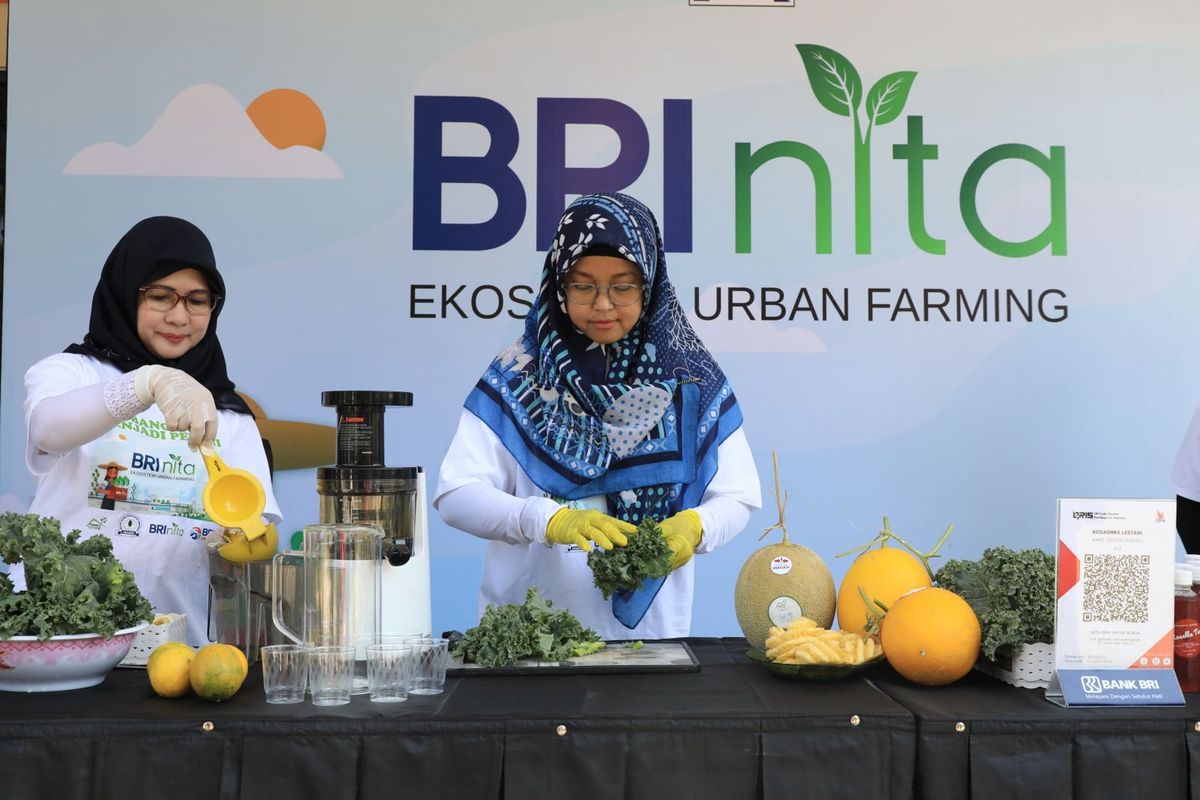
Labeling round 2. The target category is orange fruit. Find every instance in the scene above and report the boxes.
[880,587,981,686]
[227,644,249,679]
[836,547,932,635]
[147,642,195,698]
[189,643,248,702]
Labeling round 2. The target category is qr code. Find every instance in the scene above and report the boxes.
[1081,553,1150,623]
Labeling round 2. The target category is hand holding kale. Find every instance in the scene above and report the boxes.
[587,516,672,600]
[0,512,153,640]
[453,586,603,668]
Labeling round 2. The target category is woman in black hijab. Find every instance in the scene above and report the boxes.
[21,217,281,646]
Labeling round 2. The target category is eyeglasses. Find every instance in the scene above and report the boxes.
[138,285,222,316]
[562,283,644,306]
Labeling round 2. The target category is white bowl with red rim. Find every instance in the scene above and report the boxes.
[0,621,151,692]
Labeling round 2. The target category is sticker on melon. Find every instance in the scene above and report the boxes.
[835,516,953,637]
[734,451,835,652]
[767,596,804,628]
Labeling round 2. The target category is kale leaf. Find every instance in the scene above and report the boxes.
[453,586,603,668]
[0,512,153,639]
[587,516,672,600]
[935,546,1055,661]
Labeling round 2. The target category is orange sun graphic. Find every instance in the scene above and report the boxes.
[246,89,327,150]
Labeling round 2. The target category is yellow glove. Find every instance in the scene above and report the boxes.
[218,523,278,563]
[546,508,636,551]
[662,510,703,569]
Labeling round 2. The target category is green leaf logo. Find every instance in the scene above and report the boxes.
[795,44,918,254]
[795,44,862,119]
[866,71,916,130]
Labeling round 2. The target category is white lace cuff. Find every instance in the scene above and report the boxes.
[103,371,151,422]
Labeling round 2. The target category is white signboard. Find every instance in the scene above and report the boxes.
[1048,498,1181,706]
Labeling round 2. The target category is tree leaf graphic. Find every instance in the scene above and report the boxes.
[866,71,916,129]
[795,44,862,118]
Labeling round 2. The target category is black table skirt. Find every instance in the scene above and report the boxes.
[6,638,1200,799]
[868,667,1200,800]
[0,639,915,800]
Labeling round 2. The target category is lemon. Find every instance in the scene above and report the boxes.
[147,642,195,698]
[190,643,248,702]
[217,523,279,563]
[228,644,249,679]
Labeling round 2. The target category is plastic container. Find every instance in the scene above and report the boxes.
[1186,554,1200,593]
[1173,564,1200,693]
[975,642,1054,689]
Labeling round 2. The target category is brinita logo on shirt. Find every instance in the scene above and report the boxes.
[130,451,197,476]
[149,522,187,537]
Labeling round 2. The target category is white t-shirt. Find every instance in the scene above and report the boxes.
[20,353,281,646]
[434,409,761,640]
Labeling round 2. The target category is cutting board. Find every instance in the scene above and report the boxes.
[447,640,699,676]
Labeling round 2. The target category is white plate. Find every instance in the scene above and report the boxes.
[0,622,151,692]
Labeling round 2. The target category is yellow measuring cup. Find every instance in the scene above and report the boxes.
[200,445,267,541]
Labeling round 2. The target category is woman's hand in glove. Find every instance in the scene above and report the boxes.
[546,508,637,551]
[662,510,703,569]
[134,365,219,449]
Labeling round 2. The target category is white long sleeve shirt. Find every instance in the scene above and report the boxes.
[434,409,761,639]
[19,353,281,646]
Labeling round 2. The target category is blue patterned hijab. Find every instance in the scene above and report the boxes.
[464,193,743,525]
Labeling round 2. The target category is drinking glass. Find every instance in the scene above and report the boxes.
[366,643,417,703]
[309,645,355,706]
[261,644,306,704]
[409,637,449,696]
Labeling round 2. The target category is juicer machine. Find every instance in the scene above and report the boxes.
[315,391,431,636]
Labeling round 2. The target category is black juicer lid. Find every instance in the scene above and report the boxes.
[322,390,412,407]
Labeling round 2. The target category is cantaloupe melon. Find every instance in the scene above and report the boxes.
[735,541,835,652]
[735,451,836,652]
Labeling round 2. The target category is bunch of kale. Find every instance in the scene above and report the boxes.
[587,516,672,600]
[0,512,152,639]
[454,587,603,668]
[935,546,1056,661]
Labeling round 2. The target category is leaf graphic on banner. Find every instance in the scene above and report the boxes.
[795,44,862,118]
[866,71,916,129]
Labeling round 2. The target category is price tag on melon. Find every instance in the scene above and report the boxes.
[1046,498,1183,707]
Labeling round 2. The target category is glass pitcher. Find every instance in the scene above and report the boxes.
[272,523,382,694]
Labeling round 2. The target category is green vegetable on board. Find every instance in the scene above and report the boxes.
[453,587,604,668]
[0,512,153,640]
[587,516,672,600]
[626,640,645,650]
[934,546,1055,661]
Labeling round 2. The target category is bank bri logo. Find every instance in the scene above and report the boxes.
[736,45,1067,257]
[412,44,1065,259]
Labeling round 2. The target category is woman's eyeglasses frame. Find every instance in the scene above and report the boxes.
[562,282,644,306]
[137,285,223,316]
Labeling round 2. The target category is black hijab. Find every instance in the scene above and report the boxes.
[65,216,252,415]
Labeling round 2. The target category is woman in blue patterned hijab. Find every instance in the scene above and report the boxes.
[436,192,760,637]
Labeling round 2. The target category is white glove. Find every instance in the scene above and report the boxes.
[134,365,219,449]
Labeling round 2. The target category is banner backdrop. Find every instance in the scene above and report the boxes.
[2,1,1198,636]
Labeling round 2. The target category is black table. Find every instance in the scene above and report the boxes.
[0,639,915,800]
[868,667,1200,800]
